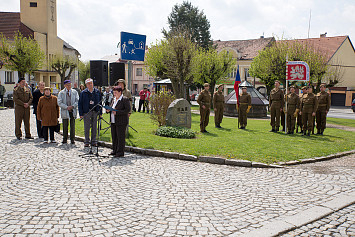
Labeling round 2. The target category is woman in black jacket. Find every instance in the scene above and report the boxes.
[106,87,131,157]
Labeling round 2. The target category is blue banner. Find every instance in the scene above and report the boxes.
[120,32,147,61]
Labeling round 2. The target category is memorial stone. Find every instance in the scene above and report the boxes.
[166,98,191,128]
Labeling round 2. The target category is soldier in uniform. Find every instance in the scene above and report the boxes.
[197,83,211,133]
[213,84,225,128]
[13,78,33,140]
[296,86,307,133]
[316,83,331,135]
[285,86,300,134]
[300,86,318,136]
[269,80,284,132]
[238,87,252,129]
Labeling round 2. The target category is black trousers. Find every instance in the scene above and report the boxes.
[43,126,55,141]
[111,123,127,156]
[138,99,146,112]
[35,114,44,138]
[62,112,75,142]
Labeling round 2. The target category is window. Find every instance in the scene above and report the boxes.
[30,2,37,7]
[5,71,14,84]
[228,69,236,79]
[244,68,250,80]
[136,68,142,76]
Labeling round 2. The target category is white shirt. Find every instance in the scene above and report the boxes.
[111,95,123,123]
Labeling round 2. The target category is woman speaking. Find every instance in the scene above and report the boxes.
[107,86,131,157]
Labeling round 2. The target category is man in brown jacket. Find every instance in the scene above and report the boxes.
[316,84,331,135]
[238,87,252,129]
[296,86,307,133]
[13,78,33,140]
[197,83,211,133]
[269,80,284,132]
[300,86,318,136]
[213,84,225,128]
[285,86,300,134]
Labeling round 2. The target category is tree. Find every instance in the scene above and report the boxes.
[0,32,45,78]
[51,55,77,89]
[145,30,198,99]
[163,1,213,50]
[249,40,343,95]
[192,48,235,107]
[78,60,90,84]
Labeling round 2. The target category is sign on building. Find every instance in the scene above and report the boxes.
[120,32,146,61]
[286,61,310,81]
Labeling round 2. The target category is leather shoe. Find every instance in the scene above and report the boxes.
[25,136,34,139]
[71,141,75,144]
[115,154,124,158]
[17,137,22,140]
[84,144,90,147]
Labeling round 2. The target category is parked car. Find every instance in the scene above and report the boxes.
[352,98,355,113]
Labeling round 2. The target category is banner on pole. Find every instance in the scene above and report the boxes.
[286,61,310,81]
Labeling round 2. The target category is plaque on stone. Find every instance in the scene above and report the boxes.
[165,98,191,128]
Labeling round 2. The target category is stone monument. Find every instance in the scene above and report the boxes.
[166,98,191,128]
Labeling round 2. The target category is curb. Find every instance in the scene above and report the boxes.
[275,150,355,166]
[240,191,355,237]
[64,132,355,169]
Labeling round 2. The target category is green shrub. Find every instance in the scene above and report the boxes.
[150,91,175,126]
[156,126,196,139]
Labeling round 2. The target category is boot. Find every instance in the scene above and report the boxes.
[296,126,299,133]
[302,131,306,136]
[270,127,275,132]
[307,131,311,136]
[275,127,279,132]
[320,129,324,135]
[282,127,285,132]
[316,129,321,135]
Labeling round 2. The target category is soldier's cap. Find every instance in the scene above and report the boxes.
[18,78,25,83]
[289,85,295,89]
[242,86,247,90]
[117,79,126,86]
[320,83,326,87]
[217,84,223,89]
[204,83,210,87]
[44,87,51,91]
[302,86,308,90]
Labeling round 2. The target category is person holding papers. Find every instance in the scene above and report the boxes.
[106,86,131,158]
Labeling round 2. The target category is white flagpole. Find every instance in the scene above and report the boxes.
[285,55,288,134]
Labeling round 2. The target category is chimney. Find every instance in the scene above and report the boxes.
[320,32,327,38]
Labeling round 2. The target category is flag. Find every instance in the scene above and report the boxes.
[234,65,241,106]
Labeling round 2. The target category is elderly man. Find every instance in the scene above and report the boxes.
[58,80,79,144]
[32,81,45,138]
[13,78,33,140]
[78,78,102,147]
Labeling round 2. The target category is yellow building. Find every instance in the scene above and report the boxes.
[0,0,80,96]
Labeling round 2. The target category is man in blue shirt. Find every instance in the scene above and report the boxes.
[78,78,102,147]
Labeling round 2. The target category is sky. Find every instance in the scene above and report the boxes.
[1,0,355,61]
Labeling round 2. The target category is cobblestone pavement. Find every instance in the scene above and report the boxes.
[0,108,354,236]
[280,204,355,237]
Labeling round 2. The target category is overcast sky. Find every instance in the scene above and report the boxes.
[2,0,355,61]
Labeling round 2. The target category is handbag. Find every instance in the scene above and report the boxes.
[55,122,60,133]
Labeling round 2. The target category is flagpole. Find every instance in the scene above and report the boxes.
[285,55,288,134]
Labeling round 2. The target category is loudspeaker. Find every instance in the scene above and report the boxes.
[90,60,108,86]
[109,62,125,86]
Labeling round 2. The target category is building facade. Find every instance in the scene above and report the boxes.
[0,0,80,97]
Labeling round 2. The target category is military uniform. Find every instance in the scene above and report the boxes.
[239,91,251,128]
[285,92,300,134]
[316,91,331,134]
[13,86,33,139]
[269,88,284,131]
[296,92,306,133]
[301,92,318,135]
[213,90,225,127]
[197,89,211,132]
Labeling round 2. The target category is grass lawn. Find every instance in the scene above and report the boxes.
[75,112,355,164]
[327,117,355,128]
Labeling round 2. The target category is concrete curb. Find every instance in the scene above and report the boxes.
[64,132,354,169]
[275,150,355,167]
[240,191,355,237]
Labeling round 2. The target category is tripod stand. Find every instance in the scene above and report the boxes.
[80,97,110,163]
